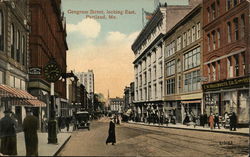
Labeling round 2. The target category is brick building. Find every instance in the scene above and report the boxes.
[28,0,68,118]
[202,0,249,125]
[163,3,203,123]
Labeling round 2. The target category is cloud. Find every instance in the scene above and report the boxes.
[67,31,140,98]
[67,18,101,38]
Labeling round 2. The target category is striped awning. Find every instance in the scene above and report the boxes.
[0,84,46,107]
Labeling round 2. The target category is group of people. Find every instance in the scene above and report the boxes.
[0,108,39,156]
[57,116,72,132]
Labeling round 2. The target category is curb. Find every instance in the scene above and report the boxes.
[128,122,249,137]
[53,134,72,156]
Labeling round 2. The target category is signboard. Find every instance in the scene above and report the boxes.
[29,67,42,75]
[202,76,250,91]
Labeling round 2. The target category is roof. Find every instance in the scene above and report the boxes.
[0,84,46,107]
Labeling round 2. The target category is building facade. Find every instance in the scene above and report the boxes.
[202,0,249,125]
[109,97,124,114]
[28,0,68,118]
[132,1,198,122]
[76,70,95,110]
[0,0,46,130]
[163,4,203,123]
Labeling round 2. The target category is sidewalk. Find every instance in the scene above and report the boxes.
[17,130,72,156]
[128,121,249,136]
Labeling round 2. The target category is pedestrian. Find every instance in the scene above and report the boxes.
[214,113,220,129]
[23,108,39,156]
[203,113,208,128]
[229,112,237,131]
[208,113,214,130]
[65,117,70,132]
[106,117,116,145]
[58,116,62,132]
[0,109,17,155]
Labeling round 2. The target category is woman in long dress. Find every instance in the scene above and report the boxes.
[106,118,116,145]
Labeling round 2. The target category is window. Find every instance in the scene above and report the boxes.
[207,7,210,22]
[196,22,201,39]
[227,22,232,43]
[187,29,191,45]
[166,78,175,95]
[184,70,200,92]
[154,84,157,98]
[184,47,200,70]
[227,57,233,78]
[234,55,239,76]
[217,29,221,48]
[233,18,239,40]
[233,0,238,6]
[154,66,156,80]
[212,31,216,50]
[159,62,163,76]
[192,26,196,42]
[211,3,216,20]
[0,11,3,51]
[242,52,246,75]
[148,69,151,81]
[16,30,20,62]
[0,71,3,84]
[11,24,14,59]
[177,59,181,73]
[240,14,245,39]
[10,75,14,87]
[217,61,220,80]
[207,34,211,51]
[148,86,151,99]
[212,63,216,81]
[171,41,175,55]
[227,0,231,10]
[183,32,187,48]
[177,36,181,51]
[177,76,181,93]
[208,64,211,82]
[217,0,220,17]
[166,60,175,76]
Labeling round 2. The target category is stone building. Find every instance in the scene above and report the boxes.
[163,4,203,123]
[28,0,68,118]
[109,97,124,114]
[202,0,249,126]
[0,0,45,130]
[132,1,199,122]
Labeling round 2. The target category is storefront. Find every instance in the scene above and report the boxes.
[203,76,249,125]
[0,84,46,131]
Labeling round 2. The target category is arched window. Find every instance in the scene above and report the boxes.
[11,24,14,59]
[0,11,3,51]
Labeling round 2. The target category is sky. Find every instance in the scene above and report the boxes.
[62,0,188,99]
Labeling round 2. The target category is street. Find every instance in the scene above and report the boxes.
[58,118,248,156]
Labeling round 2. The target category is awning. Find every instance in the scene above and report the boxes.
[181,100,201,104]
[0,84,46,107]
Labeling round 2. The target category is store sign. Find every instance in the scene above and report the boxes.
[29,67,42,75]
[203,76,250,91]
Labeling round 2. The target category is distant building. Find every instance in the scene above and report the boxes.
[109,97,124,114]
[76,70,95,110]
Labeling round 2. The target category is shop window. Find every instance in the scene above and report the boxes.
[233,18,239,41]
[227,22,232,43]
[0,11,3,51]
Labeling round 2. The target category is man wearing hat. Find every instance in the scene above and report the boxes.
[23,108,39,156]
[0,109,17,155]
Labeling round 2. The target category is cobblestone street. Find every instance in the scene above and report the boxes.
[58,119,249,156]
